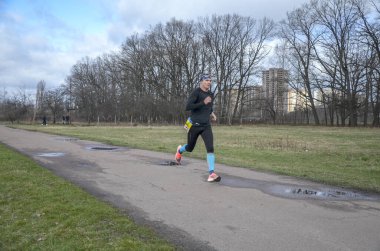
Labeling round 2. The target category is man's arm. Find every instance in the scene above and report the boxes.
[186,89,206,111]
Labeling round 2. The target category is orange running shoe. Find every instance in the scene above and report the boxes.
[175,145,182,164]
[207,172,221,182]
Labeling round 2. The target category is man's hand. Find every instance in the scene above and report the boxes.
[211,112,217,121]
[204,96,212,105]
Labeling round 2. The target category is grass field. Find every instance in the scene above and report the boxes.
[0,143,174,250]
[10,124,380,193]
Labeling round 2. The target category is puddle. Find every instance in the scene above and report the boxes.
[219,174,377,201]
[54,137,79,142]
[36,152,65,157]
[86,146,118,151]
[160,161,180,166]
[270,185,370,200]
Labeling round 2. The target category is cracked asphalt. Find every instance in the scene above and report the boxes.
[1,125,379,251]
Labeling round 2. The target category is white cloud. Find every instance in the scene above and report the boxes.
[0,2,119,94]
[104,0,310,46]
[0,0,309,95]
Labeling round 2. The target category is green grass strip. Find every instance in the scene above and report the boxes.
[0,143,174,251]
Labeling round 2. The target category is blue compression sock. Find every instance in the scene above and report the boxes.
[207,153,215,174]
[179,144,187,154]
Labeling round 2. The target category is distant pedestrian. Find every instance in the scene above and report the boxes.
[175,74,221,182]
[42,116,47,126]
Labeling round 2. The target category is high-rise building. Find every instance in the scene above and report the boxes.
[288,89,307,112]
[262,68,289,114]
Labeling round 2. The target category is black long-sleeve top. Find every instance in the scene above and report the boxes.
[186,87,214,126]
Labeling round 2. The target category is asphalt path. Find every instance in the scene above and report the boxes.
[1,125,380,251]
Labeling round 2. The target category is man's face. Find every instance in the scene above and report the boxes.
[201,79,212,90]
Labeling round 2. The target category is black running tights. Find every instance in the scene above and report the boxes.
[185,125,214,153]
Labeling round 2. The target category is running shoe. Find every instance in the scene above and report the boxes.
[175,145,182,164]
[207,172,221,182]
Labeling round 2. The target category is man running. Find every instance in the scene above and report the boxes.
[175,74,221,182]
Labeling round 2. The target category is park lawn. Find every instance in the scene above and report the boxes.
[0,143,174,250]
[10,124,380,193]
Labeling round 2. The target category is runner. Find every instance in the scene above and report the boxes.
[175,74,221,182]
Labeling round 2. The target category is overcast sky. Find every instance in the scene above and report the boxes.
[0,0,309,95]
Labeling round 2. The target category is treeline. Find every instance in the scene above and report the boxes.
[1,0,379,126]
[64,14,275,125]
[278,0,380,126]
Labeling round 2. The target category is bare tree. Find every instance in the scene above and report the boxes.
[354,0,380,126]
[44,87,65,124]
[147,19,203,123]
[199,14,242,124]
[4,89,33,124]
[312,0,363,126]
[233,17,275,125]
[198,15,274,124]
[65,57,98,124]
[280,4,321,124]
[120,34,153,124]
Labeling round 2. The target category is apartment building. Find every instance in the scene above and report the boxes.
[262,68,289,114]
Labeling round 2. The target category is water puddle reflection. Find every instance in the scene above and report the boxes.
[36,152,65,157]
[160,161,180,166]
[220,174,378,201]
